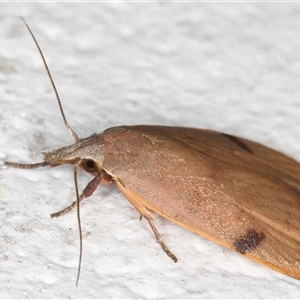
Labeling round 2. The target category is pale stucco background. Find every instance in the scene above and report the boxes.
[0,3,300,299]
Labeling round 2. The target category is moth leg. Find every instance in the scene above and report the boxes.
[115,181,178,263]
[146,217,178,263]
[51,172,102,218]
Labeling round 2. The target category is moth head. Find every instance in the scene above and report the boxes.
[42,133,105,174]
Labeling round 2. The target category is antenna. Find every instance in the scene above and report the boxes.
[20,16,79,142]
[19,17,83,286]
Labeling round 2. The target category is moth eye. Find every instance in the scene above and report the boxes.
[81,159,99,174]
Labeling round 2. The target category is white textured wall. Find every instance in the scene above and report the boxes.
[0,3,299,298]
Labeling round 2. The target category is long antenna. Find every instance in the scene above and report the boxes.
[20,17,83,286]
[20,16,79,142]
[74,161,83,287]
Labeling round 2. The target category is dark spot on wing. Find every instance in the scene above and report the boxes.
[222,133,253,154]
[233,229,266,254]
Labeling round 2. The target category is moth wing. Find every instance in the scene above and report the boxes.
[103,126,300,279]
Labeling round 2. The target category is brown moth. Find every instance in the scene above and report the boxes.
[4,18,300,284]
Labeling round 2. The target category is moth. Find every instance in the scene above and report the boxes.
[4,18,300,285]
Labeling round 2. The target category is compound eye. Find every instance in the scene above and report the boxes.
[81,159,99,174]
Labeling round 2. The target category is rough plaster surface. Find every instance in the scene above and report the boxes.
[0,3,300,299]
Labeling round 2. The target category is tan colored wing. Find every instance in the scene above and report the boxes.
[102,125,300,280]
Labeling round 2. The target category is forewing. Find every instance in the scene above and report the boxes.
[103,126,300,279]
